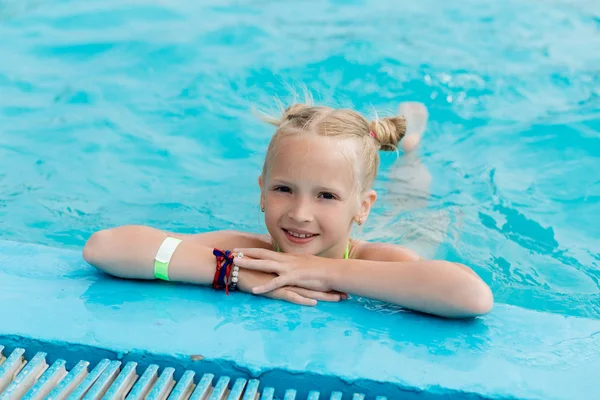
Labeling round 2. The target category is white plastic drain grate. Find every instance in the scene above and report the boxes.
[0,345,388,400]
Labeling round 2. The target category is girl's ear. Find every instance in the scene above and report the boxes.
[258,175,265,208]
[358,190,377,223]
[258,175,264,191]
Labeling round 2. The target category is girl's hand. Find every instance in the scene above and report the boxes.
[233,248,346,297]
[236,267,345,306]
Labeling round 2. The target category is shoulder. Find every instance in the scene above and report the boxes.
[171,230,273,250]
[350,240,421,262]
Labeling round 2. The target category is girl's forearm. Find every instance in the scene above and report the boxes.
[82,226,215,284]
[328,259,493,318]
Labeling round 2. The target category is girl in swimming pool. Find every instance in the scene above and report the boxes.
[83,101,493,318]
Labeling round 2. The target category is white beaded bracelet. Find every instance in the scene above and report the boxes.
[229,265,240,292]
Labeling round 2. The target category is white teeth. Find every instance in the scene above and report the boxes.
[287,230,314,239]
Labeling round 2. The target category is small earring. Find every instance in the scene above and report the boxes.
[260,204,265,212]
[354,217,362,226]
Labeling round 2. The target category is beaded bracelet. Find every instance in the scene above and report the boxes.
[229,265,239,292]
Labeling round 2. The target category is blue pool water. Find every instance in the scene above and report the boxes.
[0,0,599,319]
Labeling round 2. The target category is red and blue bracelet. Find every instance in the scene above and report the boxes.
[212,249,240,295]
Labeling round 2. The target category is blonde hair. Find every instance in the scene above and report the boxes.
[261,102,407,193]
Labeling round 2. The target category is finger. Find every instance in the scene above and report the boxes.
[288,287,341,302]
[328,290,349,299]
[266,288,317,306]
[233,258,283,274]
[252,276,289,294]
[280,290,317,306]
[233,247,284,261]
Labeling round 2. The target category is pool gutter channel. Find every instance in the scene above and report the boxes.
[0,345,387,400]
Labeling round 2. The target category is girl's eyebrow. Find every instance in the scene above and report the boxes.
[315,185,344,194]
[269,178,293,186]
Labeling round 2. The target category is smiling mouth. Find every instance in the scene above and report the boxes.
[283,229,319,240]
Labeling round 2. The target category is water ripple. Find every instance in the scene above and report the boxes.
[0,0,598,318]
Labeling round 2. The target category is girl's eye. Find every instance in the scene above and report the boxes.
[319,192,337,200]
[273,186,291,193]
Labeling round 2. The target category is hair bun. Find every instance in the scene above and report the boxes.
[369,116,406,151]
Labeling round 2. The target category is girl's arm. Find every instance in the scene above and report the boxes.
[82,225,345,305]
[83,226,214,283]
[233,246,493,319]
[339,241,492,317]
[327,258,492,318]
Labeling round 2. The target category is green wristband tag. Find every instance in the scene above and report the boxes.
[154,237,182,281]
[154,260,170,281]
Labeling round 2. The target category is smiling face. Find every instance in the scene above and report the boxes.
[260,134,375,258]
